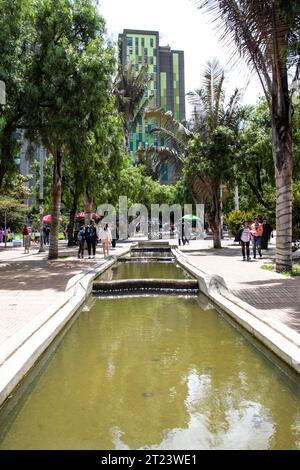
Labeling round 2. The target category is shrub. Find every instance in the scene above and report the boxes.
[224,209,256,237]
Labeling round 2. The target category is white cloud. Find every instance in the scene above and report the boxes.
[98,0,263,117]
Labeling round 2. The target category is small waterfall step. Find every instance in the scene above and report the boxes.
[93,278,199,294]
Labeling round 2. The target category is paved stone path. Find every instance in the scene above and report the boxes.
[0,241,131,345]
[180,239,300,333]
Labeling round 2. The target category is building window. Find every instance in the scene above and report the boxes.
[135,47,139,55]
[150,57,154,65]
[141,38,145,47]
[144,48,148,55]
[154,65,157,72]
[135,64,139,71]
[153,48,157,55]
[150,38,154,48]
[127,37,133,46]
[129,48,133,54]
[135,37,139,45]
[144,57,148,64]
[138,56,142,63]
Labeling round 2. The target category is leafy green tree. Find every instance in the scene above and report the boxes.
[194,0,300,271]
[237,100,275,213]
[22,0,115,259]
[145,60,242,248]
[0,174,30,232]
[0,0,35,189]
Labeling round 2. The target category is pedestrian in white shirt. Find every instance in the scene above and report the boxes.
[99,224,112,257]
[237,220,253,261]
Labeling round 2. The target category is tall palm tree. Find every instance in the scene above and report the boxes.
[194,1,300,270]
[145,60,241,248]
[114,63,150,152]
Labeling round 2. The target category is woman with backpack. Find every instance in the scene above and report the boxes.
[85,220,98,259]
[77,225,85,259]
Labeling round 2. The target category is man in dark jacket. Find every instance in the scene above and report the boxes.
[85,220,98,259]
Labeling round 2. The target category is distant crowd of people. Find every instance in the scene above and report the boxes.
[0,227,14,243]
[236,217,273,261]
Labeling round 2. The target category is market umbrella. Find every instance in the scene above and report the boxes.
[42,214,52,223]
[181,214,200,221]
[76,212,99,220]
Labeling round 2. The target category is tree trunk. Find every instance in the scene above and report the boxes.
[48,149,63,260]
[124,128,129,153]
[0,122,14,190]
[208,186,222,249]
[273,134,293,272]
[272,40,293,273]
[67,210,76,246]
[84,182,93,225]
[67,188,79,246]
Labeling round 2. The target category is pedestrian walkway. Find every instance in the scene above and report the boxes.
[180,239,300,334]
[0,241,131,346]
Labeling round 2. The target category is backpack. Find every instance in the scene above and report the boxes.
[85,226,92,238]
[78,230,84,242]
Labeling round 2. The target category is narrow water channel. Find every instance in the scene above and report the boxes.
[0,263,299,449]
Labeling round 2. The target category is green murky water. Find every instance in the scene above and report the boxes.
[99,261,192,281]
[1,259,300,450]
[0,294,299,450]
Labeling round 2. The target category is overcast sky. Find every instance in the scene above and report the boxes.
[98,0,263,118]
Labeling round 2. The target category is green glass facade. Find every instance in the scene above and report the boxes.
[119,29,185,162]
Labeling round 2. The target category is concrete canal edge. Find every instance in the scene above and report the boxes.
[172,247,300,374]
[0,246,132,407]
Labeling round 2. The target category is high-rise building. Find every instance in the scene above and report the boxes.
[119,29,185,183]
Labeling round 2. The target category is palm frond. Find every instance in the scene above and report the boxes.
[137,145,184,178]
[144,107,193,152]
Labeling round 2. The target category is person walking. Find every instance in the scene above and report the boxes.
[45,226,50,245]
[251,217,263,259]
[99,224,112,257]
[77,225,85,259]
[85,220,98,259]
[261,219,273,250]
[237,220,252,261]
[0,227,3,244]
[22,225,31,254]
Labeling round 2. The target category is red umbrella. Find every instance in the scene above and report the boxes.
[42,214,52,223]
[75,212,85,219]
[42,214,63,223]
[76,212,99,220]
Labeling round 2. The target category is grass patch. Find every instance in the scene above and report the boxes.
[261,264,275,272]
[261,263,300,277]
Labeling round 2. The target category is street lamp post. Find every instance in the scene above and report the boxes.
[38,146,46,253]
